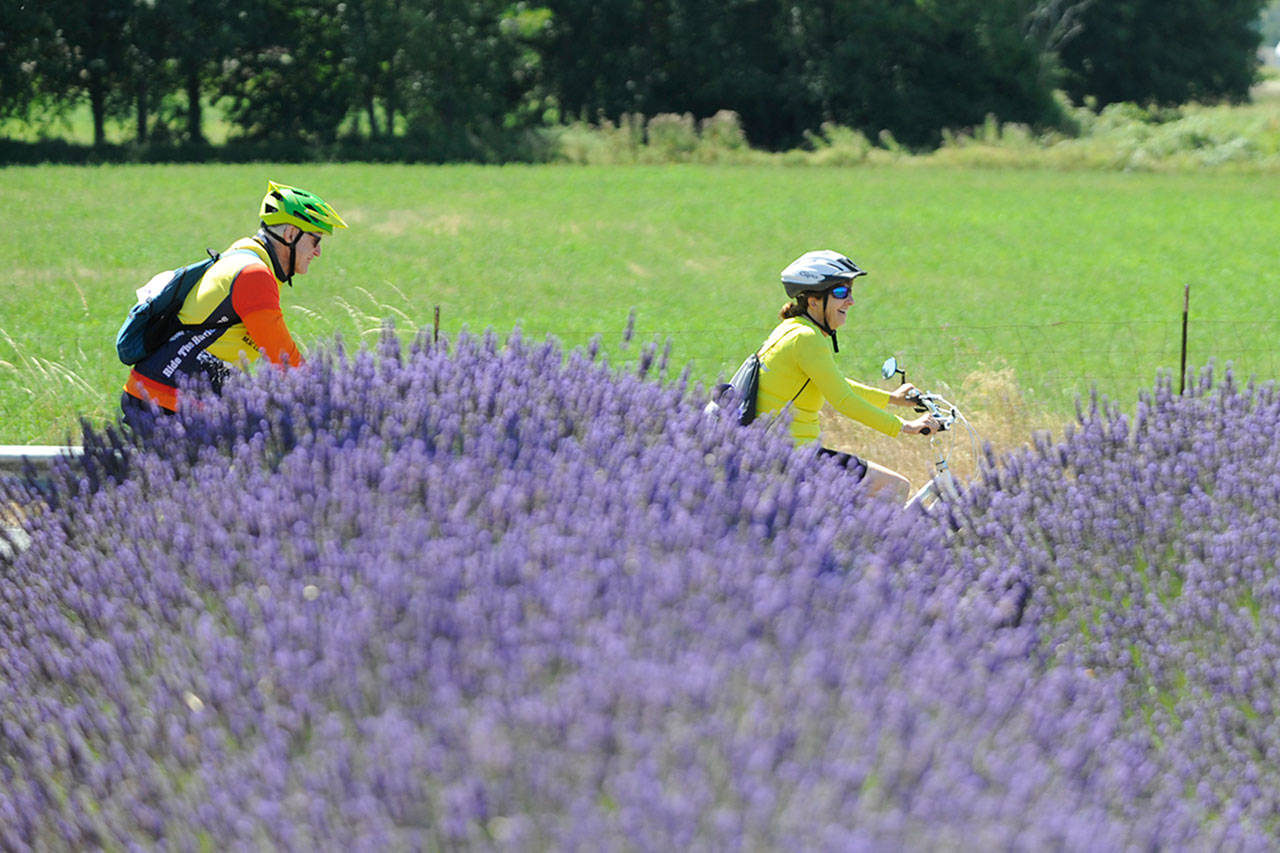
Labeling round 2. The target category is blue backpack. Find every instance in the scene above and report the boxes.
[115,248,253,365]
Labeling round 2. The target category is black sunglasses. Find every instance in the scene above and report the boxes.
[829,284,852,299]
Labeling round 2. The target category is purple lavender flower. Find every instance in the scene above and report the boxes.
[0,337,1271,847]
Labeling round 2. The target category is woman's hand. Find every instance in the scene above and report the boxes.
[900,414,941,435]
[892,386,943,433]
[889,384,921,407]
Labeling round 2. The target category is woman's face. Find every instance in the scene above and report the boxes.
[809,284,855,330]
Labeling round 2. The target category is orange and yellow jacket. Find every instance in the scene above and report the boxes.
[123,238,303,411]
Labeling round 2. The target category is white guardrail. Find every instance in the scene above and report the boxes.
[1,445,83,559]
[0,445,84,475]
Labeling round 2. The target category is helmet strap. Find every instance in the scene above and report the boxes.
[806,292,839,353]
[259,223,305,286]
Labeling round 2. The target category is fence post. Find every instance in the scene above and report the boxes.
[1179,283,1190,395]
[433,305,441,344]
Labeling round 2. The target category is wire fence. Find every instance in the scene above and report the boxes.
[321,289,1280,408]
[645,314,1280,411]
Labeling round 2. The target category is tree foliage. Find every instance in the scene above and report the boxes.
[1059,0,1267,107]
[218,0,356,143]
[0,0,45,121]
[29,0,136,146]
[790,0,1061,148]
[0,0,1270,156]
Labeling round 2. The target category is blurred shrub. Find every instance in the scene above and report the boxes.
[698,110,749,156]
[645,113,699,160]
[545,110,764,164]
[802,123,874,166]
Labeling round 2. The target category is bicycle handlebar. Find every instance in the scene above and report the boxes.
[906,390,959,436]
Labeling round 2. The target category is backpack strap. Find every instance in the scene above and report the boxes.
[755,326,812,433]
[178,248,262,334]
[759,323,813,400]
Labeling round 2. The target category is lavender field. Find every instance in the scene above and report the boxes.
[1,328,1277,848]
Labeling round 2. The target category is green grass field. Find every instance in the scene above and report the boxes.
[2,163,1279,449]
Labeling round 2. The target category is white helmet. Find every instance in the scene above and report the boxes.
[780,250,866,297]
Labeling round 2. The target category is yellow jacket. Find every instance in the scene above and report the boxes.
[756,316,903,445]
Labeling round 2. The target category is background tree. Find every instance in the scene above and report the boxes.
[539,0,667,122]
[1059,0,1268,106]
[147,0,256,144]
[116,1,171,143]
[395,0,550,160]
[2,0,1276,156]
[217,0,356,143]
[541,0,1061,150]
[337,0,413,138]
[0,0,51,122]
[789,0,1063,148]
[638,0,798,149]
[32,0,136,146]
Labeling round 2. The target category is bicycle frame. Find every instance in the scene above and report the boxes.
[881,358,974,512]
[904,452,961,511]
[903,392,962,511]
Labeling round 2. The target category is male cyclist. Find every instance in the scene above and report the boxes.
[121,181,346,421]
[755,249,938,501]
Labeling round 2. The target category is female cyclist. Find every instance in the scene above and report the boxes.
[756,249,938,501]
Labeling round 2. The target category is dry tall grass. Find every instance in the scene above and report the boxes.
[818,368,1068,491]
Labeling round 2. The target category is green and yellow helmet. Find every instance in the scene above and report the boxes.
[259,180,348,235]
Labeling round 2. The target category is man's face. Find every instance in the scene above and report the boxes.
[294,231,323,275]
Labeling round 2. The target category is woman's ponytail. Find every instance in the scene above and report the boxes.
[779,295,811,321]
